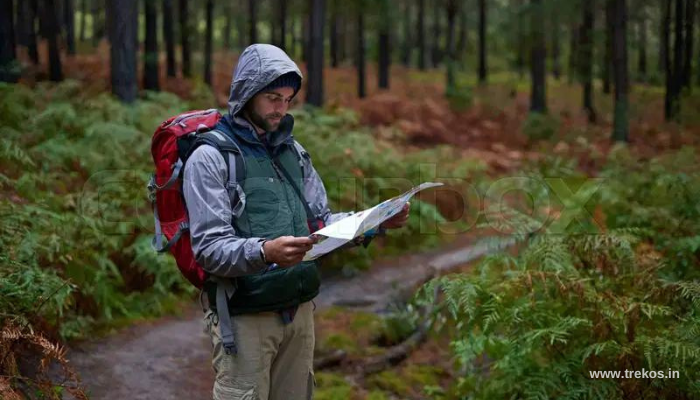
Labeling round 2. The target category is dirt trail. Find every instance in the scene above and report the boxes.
[66,237,513,400]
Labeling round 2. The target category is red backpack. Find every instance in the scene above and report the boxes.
[148,109,224,288]
[148,109,325,289]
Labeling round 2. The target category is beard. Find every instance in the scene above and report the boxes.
[248,109,283,132]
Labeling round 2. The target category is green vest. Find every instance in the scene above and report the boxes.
[224,143,321,314]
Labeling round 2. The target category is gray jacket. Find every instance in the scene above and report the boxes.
[182,44,352,278]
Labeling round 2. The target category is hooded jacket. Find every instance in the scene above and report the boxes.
[182,44,352,280]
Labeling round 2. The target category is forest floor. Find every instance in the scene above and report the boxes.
[65,233,515,400]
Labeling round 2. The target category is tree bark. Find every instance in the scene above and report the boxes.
[446,0,457,93]
[378,0,390,89]
[357,10,366,98]
[682,0,695,89]
[637,6,647,80]
[43,0,64,81]
[64,0,76,55]
[581,0,596,122]
[237,0,246,50]
[664,0,673,119]
[551,11,561,79]
[19,0,39,64]
[110,0,138,102]
[478,0,487,83]
[530,0,546,113]
[163,0,176,77]
[418,0,426,70]
[249,0,257,44]
[567,23,578,84]
[456,2,468,62]
[516,0,525,78]
[144,0,160,90]
[92,0,102,47]
[330,0,339,67]
[431,0,442,67]
[223,2,232,49]
[670,0,684,118]
[204,0,213,86]
[660,0,668,74]
[306,0,325,106]
[179,0,191,77]
[401,0,411,66]
[0,0,18,83]
[280,0,287,50]
[611,0,629,142]
[603,0,613,94]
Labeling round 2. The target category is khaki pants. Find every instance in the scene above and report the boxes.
[204,301,316,400]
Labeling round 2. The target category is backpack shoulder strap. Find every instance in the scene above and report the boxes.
[291,140,310,177]
[191,130,246,185]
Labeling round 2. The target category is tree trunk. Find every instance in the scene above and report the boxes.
[223,2,232,49]
[0,0,18,83]
[43,0,64,81]
[92,0,102,47]
[567,23,578,84]
[660,0,669,74]
[144,0,160,90]
[516,0,525,78]
[303,13,309,62]
[79,0,87,41]
[378,0,390,89]
[682,0,695,89]
[330,1,339,67]
[581,0,597,122]
[478,0,487,83]
[280,0,287,50]
[110,0,138,102]
[418,0,426,70]
[163,0,176,77]
[445,0,457,93]
[611,0,629,142]
[20,0,40,64]
[431,0,441,67]
[357,11,366,98]
[249,0,257,43]
[64,0,76,55]
[179,0,191,77]
[637,6,647,80]
[237,0,246,50]
[664,0,673,119]
[401,0,411,66]
[306,0,324,106]
[603,0,613,94]
[552,11,561,79]
[670,0,684,118]
[204,0,213,86]
[530,0,546,113]
[456,3,467,62]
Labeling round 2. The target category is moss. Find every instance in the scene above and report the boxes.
[403,364,443,387]
[365,390,390,400]
[314,372,355,400]
[321,333,358,354]
[366,370,412,397]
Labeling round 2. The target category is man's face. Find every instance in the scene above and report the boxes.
[246,87,295,133]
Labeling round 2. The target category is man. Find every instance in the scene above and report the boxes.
[183,44,409,400]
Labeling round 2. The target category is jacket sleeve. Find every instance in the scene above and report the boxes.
[182,145,269,278]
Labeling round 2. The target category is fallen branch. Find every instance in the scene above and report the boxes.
[313,349,347,370]
[358,282,441,377]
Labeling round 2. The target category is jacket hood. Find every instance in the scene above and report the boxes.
[227,44,304,118]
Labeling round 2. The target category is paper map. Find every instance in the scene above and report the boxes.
[302,182,444,261]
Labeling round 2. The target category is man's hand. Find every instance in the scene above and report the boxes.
[380,202,411,230]
[262,236,319,267]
